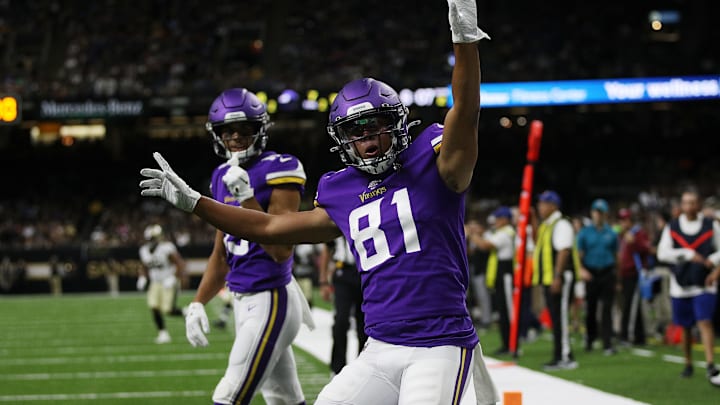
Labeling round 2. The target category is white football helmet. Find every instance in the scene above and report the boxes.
[143,224,163,241]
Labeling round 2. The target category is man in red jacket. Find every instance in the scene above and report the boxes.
[617,208,655,346]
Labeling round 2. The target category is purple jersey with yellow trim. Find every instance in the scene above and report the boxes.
[211,151,306,293]
[315,124,477,348]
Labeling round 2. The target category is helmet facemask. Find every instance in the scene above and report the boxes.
[207,119,269,163]
[144,224,163,241]
[328,106,410,175]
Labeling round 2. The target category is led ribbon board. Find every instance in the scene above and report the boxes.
[447,75,720,108]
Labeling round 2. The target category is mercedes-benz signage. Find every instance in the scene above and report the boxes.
[39,99,144,118]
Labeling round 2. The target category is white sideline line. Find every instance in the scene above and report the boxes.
[662,354,686,364]
[630,348,655,357]
[2,357,320,382]
[0,368,224,381]
[3,317,141,327]
[1,339,234,356]
[0,352,226,366]
[630,348,708,369]
[0,334,234,350]
[0,391,210,401]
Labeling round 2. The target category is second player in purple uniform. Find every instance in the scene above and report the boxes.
[183,88,311,405]
[210,150,304,292]
[141,1,497,403]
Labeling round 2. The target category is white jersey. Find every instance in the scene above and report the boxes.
[293,243,324,277]
[139,241,178,282]
[332,236,355,265]
[486,224,515,261]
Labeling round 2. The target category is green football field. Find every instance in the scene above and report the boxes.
[0,292,329,404]
[2,292,720,404]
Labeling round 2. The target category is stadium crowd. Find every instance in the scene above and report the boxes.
[3,1,719,98]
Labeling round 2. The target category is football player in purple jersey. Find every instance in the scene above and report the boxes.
[181,88,313,405]
[141,1,497,403]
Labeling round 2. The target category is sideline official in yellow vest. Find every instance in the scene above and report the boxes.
[533,190,579,371]
[468,206,516,355]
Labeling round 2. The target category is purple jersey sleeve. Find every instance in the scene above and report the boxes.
[212,151,306,293]
[252,152,306,211]
[316,124,477,348]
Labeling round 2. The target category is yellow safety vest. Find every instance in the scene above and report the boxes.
[532,216,581,285]
[486,225,516,288]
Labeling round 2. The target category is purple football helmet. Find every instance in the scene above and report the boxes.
[206,88,271,163]
[327,78,411,175]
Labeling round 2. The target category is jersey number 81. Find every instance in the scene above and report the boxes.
[349,188,421,271]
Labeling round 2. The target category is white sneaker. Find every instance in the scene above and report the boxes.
[544,359,578,371]
[709,372,720,387]
[155,330,171,344]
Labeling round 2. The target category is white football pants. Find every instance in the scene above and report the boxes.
[212,281,305,405]
[315,337,476,405]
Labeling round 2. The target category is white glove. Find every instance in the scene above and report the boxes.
[222,165,254,203]
[136,275,147,291]
[162,276,177,289]
[185,302,210,347]
[140,152,201,213]
[447,0,490,43]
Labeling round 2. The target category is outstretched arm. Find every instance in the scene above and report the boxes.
[193,230,231,305]
[194,198,341,245]
[221,156,306,261]
[317,243,335,302]
[169,250,188,288]
[437,0,489,193]
[140,152,342,245]
[241,186,301,262]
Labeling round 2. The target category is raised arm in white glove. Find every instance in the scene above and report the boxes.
[222,155,254,203]
[447,0,490,43]
[136,275,147,291]
[185,302,210,347]
[139,152,201,213]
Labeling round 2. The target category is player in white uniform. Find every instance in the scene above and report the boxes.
[137,224,186,344]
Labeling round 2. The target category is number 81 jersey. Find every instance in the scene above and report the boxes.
[315,124,477,348]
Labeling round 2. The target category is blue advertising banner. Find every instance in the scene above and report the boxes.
[446,75,720,108]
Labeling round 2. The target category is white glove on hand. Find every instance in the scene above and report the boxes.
[162,276,177,289]
[136,275,147,291]
[222,165,254,203]
[185,302,210,347]
[448,0,490,43]
[140,152,201,213]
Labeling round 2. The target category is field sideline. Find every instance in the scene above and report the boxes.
[1,292,719,404]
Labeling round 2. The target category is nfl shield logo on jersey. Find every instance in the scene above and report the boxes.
[367,179,382,190]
